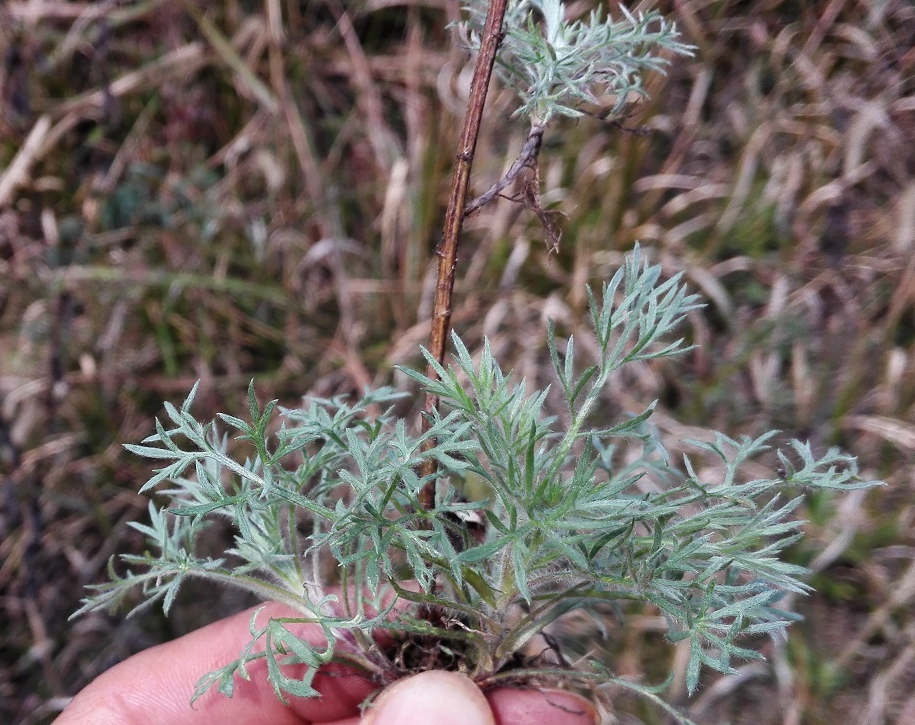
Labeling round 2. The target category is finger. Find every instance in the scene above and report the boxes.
[359,670,599,725]
[53,602,376,725]
[486,686,599,725]
[362,671,496,725]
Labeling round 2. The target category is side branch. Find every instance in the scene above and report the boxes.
[419,0,508,510]
[464,123,544,217]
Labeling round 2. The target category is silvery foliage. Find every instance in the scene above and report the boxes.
[458,0,694,123]
[76,248,879,715]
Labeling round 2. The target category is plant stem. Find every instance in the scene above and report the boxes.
[419,0,508,509]
[464,123,544,216]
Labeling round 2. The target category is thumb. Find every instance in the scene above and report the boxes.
[362,671,495,725]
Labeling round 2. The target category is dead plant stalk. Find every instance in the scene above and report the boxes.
[418,0,508,509]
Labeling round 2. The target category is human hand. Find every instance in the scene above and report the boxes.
[53,602,598,725]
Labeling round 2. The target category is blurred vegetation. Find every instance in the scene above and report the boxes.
[1,1,913,723]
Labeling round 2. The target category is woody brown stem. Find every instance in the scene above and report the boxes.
[418,0,508,510]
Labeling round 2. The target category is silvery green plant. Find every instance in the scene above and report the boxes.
[456,0,693,230]
[459,0,693,124]
[76,249,879,722]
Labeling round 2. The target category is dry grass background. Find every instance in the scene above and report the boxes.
[1,0,913,723]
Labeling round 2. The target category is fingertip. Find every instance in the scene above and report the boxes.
[486,686,599,725]
[363,671,495,725]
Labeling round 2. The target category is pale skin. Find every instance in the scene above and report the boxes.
[53,602,598,725]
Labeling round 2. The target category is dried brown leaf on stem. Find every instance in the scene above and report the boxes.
[463,123,544,216]
[464,122,562,252]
